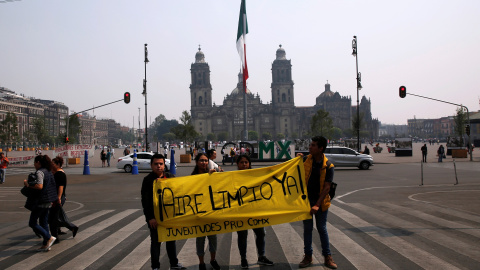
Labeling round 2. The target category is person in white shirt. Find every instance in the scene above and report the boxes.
[206,149,223,172]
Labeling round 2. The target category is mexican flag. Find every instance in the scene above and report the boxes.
[236,0,248,93]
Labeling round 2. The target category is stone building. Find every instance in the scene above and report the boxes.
[190,46,379,140]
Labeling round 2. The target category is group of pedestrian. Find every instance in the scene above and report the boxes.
[422,144,447,163]
[23,154,79,252]
[141,135,337,270]
[100,148,113,167]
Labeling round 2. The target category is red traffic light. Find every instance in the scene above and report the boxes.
[124,92,131,104]
[399,86,407,98]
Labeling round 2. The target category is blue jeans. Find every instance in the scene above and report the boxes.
[149,226,178,269]
[303,207,331,257]
[29,207,52,245]
[0,168,5,183]
[196,235,217,257]
[237,227,265,259]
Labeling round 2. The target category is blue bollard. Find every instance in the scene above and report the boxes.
[170,148,176,175]
[132,149,139,175]
[83,150,90,175]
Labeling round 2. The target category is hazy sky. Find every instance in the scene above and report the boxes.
[1,0,479,129]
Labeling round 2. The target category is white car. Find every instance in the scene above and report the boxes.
[324,146,374,170]
[116,152,176,173]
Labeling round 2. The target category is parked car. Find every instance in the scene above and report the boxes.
[116,152,176,173]
[324,146,374,170]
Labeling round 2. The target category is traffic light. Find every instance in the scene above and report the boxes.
[399,86,406,98]
[65,135,69,143]
[466,125,470,136]
[124,92,130,104]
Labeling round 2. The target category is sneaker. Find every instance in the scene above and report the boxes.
[210,259,221,270]
[199,263,207,270]
[257,256,273,266]
[45,236,56,251]
[170,263,186,270]
[324,255,337,269]
[241,258,249,269]
[299,255,312,268]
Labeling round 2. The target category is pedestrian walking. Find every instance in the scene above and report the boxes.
[437,145,445,162]
[0,152,9,184]
[421,144,428,162]
[106,149,111,167]
[141,153,185,270]
[24,155,57,251]
[100,149,106,167]
[49,156,79,243]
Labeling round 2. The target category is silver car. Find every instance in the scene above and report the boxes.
[324,146,374,170]
[116,152,175,173]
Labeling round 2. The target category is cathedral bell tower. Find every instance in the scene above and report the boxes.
[190,46,213,137]
[271,45,295,138]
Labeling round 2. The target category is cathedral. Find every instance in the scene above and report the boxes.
[189,45,379,140]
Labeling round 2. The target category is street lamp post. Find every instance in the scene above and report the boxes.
[352,36,362,152]
[143,44,149,152]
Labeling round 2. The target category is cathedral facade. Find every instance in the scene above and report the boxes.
[190,46,379,140]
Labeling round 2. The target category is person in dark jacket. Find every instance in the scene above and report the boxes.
[24,155,57,251]
[48,156,78,243]
[141,153,184,270]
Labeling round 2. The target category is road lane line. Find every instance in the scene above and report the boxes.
[330,204,460,270]
[58,215,145,270]
[6,209,139,270]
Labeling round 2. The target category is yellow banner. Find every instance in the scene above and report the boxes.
[153,156,311,242]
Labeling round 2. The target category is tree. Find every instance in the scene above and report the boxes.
[351,111,365,139]
[310,109,334,139]
[276,133,285,140]
[332,127,343,140]
[163,132,176,141]
[217,132,229,142]
[248,130,259,141]
[262,132,272,141]
[32,116,50,144]
[150,114,179,141]
[171,111,198,145]
[453,107,467,138]
[0,112,19,146]
[207,133,216,141]
[67,114,82,144]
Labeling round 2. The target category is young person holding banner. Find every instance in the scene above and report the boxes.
[141,154,184,270]
[235,154,274,269]
[192,153,221,270]
[298,136,337,269]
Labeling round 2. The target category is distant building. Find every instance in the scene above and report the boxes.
[0,87,68,146]
[190,45,379,140]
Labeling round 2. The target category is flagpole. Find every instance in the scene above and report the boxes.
[244,74,248,141]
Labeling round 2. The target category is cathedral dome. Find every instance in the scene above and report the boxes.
[318,82,334,98]
[276,44,286,60]
[231,72,252,95]
[195,46,206,63]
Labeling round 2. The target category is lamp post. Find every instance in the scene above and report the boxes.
[143,44,149,151]
[352,36,362,152]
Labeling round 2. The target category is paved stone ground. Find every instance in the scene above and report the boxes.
[4,142,478,170]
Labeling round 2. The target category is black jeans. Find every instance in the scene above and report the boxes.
[149,225,178,269]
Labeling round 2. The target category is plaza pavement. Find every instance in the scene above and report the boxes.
[4,142,478,167]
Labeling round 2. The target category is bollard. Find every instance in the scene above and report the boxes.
[420,159,424,186]
[453,157,459,185]
[83,150,90,175]
[132,149,139,175]
[170,148,176,175]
